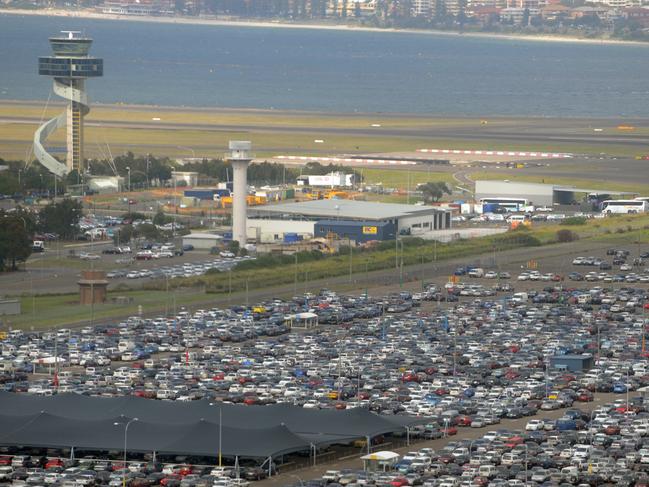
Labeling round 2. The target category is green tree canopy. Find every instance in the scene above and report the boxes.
[0,212,32,271]
[38,199,83,239]
[420,181,451,203]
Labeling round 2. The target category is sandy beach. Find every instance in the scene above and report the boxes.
[1,7,647,46]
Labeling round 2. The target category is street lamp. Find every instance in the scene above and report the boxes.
[145,155,151,189]
[125,167,131,192]
[523,443,528,483]
[208,403,223,466]
[114,417,139,487]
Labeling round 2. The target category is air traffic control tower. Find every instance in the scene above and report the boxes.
[34,31,103,177]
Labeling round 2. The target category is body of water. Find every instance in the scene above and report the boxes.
[1,14,648,117]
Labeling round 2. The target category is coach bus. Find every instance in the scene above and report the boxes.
[601,199,649,214]
[479,197,529,213]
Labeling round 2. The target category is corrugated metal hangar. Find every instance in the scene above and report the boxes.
[248,200,451,241]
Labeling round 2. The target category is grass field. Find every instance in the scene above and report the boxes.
[8,289,210,330]
[361,168,454,188]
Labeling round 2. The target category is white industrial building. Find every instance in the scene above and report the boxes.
[296,172,355,188]
[170,171,199,187]
[248,199,451,241]
[182,232,223,250]
[87,176,123,194]
[475,180,635,207]
[247,219,315,243]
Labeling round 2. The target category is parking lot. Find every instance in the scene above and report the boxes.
[0,240,648,485]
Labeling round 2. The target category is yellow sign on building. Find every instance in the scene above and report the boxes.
[362,226,378,235]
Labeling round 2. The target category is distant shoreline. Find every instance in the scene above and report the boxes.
[1,7,647,47]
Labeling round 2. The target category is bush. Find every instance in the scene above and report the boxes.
[556,229,579,242]
[494,233,541,247]
[560,217,587,226]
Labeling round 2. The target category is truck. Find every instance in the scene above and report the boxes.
[32,240,45,252]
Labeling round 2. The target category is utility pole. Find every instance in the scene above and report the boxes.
[349,243,353,283]
[395,237,399,269]
[294,253,298,295]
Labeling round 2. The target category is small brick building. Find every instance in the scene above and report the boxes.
[78,270,108,305]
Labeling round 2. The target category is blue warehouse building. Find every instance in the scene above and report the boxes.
[549,354,594,372]
[314,220,396,243]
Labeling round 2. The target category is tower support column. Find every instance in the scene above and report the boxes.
[227,141,253,248]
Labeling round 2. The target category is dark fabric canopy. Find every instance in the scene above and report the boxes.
[0,411,310,459]
[0,392,425,459]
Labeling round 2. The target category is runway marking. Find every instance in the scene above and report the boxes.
[417,148,573,158]
[273,155,418,165]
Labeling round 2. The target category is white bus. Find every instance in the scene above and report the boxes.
[479,197,529,212]
[601,199,648,214]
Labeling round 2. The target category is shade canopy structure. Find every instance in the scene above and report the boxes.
[0,393,427,459]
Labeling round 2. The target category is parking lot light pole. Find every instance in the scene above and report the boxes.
[524,443,528,483]
[209,403,223,467]
[114,417,138,487]
[626,367,630,412]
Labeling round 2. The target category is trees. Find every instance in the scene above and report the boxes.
[38,199,83,239]
[0,212,32,271]
[420,181,451,203]
[153,209,172,226]
[113,225,135,245]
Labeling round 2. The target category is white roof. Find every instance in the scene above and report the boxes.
[183,233,223,240]
[296,312,318,320]
[361,451,400,461]
[252,199,445,221]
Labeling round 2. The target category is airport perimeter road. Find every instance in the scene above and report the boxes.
[256,393,621,486]
[0,236,626,297]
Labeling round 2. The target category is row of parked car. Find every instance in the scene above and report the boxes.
[306,395,649,486]
[106,257,251,281]
[1,249,649,486]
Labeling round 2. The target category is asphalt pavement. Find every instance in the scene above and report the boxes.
[255,392,622,486]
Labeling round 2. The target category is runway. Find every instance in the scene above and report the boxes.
[1,99,649,154]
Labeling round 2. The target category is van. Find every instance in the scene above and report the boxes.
[118,340,135,353]
[478,465,497,478]
[512,292,528,303]
[0,362,14,373]
[468,268,484,278]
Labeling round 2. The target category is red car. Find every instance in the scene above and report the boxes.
[45,459,63,469]
[160,474,181,485]
[0,456,12,466]
[455,415,472,427]
[577,392,594,402]
[390,478,410,487]
[446,426,458,435]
